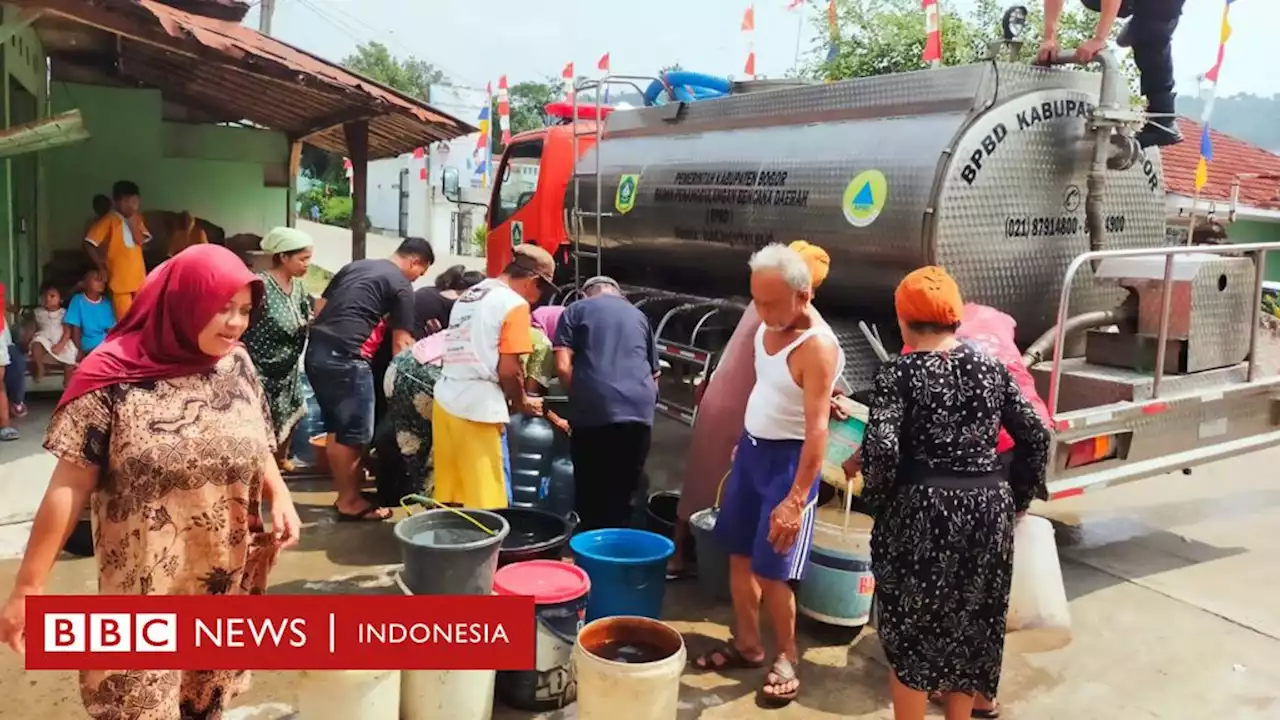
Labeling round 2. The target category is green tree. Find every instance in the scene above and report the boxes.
[341,41,446,100]
[807,0,1138,100]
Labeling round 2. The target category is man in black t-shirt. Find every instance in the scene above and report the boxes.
[305,237,433,521]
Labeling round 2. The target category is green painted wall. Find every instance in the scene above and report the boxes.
[45,83,289,260]
[1227,219,1280,282]
[0,5,49,305]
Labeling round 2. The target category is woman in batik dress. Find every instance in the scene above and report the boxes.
[0,244,302,720]
[858,266,1049,720]
[242,227,314,471]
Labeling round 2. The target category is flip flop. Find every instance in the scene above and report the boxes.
[758,655,799,706]
[333,504,391,522]
[691,640,765,672]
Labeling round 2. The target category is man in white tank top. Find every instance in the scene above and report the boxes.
[691,244,844,705]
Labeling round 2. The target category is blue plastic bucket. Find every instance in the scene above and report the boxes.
[570,529,674,622]
[494,560,590,711]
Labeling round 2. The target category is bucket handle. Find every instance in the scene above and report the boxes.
[399,494,498,537]
[564,511,581,535]
[713,470,731,510]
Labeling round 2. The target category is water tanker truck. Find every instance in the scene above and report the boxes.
[446,48,1280,501]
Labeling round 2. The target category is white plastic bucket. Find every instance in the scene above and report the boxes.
[1006,514,1073,653]
[574,616,686,720]
[401,669,496,720]
[296,670,399,719]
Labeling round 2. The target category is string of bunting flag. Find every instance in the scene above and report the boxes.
[1194,0,1237,194]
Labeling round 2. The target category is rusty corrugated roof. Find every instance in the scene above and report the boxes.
[29,0,475,158]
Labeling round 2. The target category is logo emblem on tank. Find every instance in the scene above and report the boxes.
[842,170,888,228]
[615,174,640,215]
[511,220,524,248]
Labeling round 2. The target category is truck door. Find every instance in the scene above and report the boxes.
[486,139,545,277]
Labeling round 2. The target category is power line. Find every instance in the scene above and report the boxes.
[291,0,481,87]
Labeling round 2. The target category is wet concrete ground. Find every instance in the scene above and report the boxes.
[3,416,1280,719]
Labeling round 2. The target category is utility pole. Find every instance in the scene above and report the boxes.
[258,0,276,35]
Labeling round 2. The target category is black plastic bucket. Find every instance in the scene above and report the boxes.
[645,491,680,538]
[494,507,580,567]
[394,509,509,595]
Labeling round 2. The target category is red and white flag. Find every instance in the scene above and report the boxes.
[497,75,511,144]
[922,0,943,65]
[562,62,576,101]
[744,51,756,76]
[598,52,611,72]
[741,5,755,31]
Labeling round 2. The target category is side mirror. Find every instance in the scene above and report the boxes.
[441,167,461,203]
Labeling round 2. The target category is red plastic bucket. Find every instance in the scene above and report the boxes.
[493,560,590,711]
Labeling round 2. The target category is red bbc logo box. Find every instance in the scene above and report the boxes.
[44,613,178,653]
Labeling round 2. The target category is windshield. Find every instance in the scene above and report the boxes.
[492,140,543,227]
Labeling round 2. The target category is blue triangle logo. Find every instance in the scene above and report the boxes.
[852,182,874,210]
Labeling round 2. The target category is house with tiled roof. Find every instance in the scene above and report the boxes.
[1162,117,1280,281]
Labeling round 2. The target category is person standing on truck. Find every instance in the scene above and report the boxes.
[856,266,1049,720]
[84,180,153,320]
[690,244,843,706]
[432,244,555,509]
[552,275,660,532]
[1038,0,1185,148]
[304,237,434,522]
[670,240,832,579]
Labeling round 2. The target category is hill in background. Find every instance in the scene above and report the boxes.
[1177,93,1280,154]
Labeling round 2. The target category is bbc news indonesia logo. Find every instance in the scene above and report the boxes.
[26,595,535,671]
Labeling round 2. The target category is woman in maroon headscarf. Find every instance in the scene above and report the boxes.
[0,244,302,720]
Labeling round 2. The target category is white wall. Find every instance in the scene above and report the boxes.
[361,85,494,261]
[424,84,493,259]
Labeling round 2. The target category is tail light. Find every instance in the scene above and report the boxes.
[1063,432,1127,469]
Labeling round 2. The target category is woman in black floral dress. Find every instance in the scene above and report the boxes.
[860,266,1050,720]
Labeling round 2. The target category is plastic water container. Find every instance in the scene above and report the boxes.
[688,508,730,602]
[394,509,509,596]
[1006,514,1073,653]
[797,508,875,627]
[570,529,674,622]
[574,616,686,720]
[402,670,496,720]
[397,574,497,720]
[508,415,556,508]
[296,669,399,719]
[291,372,324,466]
[494,560,591,711]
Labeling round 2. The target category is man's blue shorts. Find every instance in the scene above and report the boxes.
[304,340,375,447]
[714,431,821,582]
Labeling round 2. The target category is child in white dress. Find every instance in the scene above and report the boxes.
[29,282,76,381]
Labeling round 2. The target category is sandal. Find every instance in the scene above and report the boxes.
[759,655,800,705]
[333,503,392,522]
[691,640,765,672]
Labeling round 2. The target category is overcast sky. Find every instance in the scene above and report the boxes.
[249,0,1274,100]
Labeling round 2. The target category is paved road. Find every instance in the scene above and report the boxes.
[2,433,1279,718]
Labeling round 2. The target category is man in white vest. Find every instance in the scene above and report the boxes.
[432,243,556,508]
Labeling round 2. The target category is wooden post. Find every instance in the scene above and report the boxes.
[285,139,302,228]
[344,120,369,261]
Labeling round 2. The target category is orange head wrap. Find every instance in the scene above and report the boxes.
[788,240,831,289]
[895,265,963,327]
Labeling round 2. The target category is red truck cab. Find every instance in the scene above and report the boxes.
[484,107,608,278]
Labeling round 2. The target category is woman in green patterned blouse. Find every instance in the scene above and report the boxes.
[242,227,314,471]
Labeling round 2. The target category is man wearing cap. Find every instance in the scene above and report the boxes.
[553,275,660,532]
[432,243,557,509]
